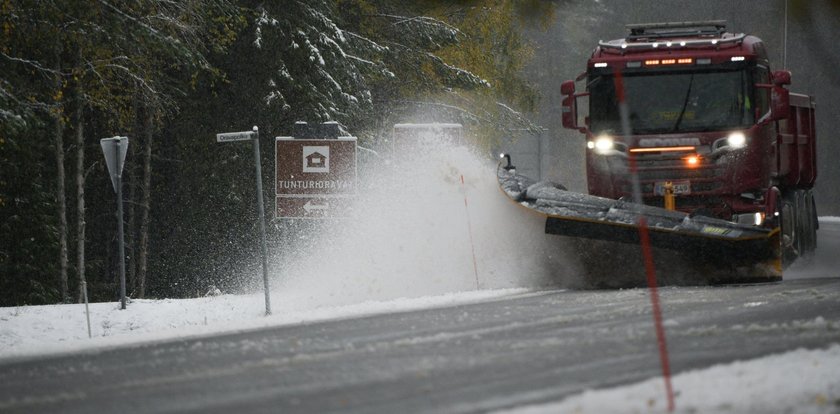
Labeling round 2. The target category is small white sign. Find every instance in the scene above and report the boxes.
[302,146,329,173]
[217,131,254,142]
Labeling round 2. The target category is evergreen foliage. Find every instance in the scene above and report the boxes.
[0,0,551,304]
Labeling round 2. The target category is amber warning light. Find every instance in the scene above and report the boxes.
[644,58,694,66]
[684,155,701,167]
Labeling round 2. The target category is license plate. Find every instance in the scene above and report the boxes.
[654,180,691,196]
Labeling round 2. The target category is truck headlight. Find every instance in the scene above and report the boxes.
[726,132,746,149]
[588,135,614,154]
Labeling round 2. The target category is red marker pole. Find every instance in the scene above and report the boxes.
[460,174,480,290]
[614,68,675,412]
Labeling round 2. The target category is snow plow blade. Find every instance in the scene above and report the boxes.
[498,168,782,287]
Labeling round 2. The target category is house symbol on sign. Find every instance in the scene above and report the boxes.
[302,146,329,173]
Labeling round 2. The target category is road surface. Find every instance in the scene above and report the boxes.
[1,222,839,413]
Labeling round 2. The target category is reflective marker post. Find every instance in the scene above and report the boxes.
[217,127,272,316]
[100,136,129,310]
[82,280,92,338]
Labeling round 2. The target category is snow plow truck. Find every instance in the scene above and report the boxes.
[499,21,817,287]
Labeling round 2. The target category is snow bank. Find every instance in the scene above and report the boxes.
[500,344,840,414]
[0,288,528,361]
[819,216,840,223]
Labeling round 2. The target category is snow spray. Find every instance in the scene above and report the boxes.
[272,137,579,308]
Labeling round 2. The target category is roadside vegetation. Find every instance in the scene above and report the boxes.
[0,0,553,305]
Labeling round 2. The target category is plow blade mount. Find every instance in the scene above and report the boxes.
[498,168,781,287]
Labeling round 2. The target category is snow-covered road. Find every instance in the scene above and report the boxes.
[1,277,839,413]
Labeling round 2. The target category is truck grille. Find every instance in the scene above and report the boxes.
[637,168,719,181]
[636,181,722,193]
[633,153,722,182]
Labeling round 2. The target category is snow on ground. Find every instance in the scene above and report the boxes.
[0,288,530,361]
[500,344,840,414]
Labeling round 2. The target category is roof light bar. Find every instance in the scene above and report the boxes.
[594,62,608,68]
[598,33,746,52]
[731,56,745,61]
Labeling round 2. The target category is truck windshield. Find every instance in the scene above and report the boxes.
[588,69,754,134]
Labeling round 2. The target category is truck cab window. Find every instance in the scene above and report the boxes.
[588,69,755,135]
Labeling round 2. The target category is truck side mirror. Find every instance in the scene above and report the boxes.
[756,82,790,122]
[772,70,791,86]
[561,80,576,95]
[562,95,578,130]
[561,80,590,132]
[771,85,790,120]
[561,80,580,130]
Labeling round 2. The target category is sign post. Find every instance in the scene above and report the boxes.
[100,136,129,310]
[216,127,272,316]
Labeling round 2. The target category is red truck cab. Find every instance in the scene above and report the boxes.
[561,21,818,261]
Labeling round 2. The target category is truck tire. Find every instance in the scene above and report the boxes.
[805,190,818,252]
[796,190,809,254]
[781,192,800,265]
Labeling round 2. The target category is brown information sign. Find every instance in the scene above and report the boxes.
[275,137,357,219]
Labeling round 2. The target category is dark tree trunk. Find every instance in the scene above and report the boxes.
[127,96,140,296]
[74,95,87,303]
[54,108,68,303]
[137,106,153,298]
[51,43,69,303]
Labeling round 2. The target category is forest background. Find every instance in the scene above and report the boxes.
[0,0,556,305]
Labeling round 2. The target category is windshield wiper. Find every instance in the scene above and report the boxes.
[671,74,695,132]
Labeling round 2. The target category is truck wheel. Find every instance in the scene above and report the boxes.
[796,190,809,254]
[781,193,800,265]
[805,190,818,252]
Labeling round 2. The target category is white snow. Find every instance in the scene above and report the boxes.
[0,288,529,361]
[499,344,840,414]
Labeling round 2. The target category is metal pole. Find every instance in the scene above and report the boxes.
[252,126,272,316]
[783,0,788,68]
[116,140,127,310]
[82,280,91,338]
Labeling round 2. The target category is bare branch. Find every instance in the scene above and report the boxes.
[372,13,463,37]
[102,64,158,95]
[0,52,68,77]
